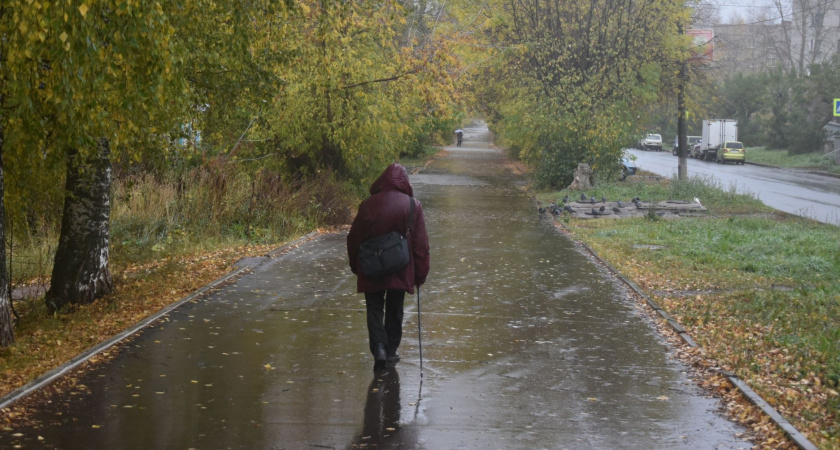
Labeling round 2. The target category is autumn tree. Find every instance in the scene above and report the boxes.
[0,1,46,343]
[0,1,187,313]
[0,0,475,340]
[480,0,689,187]
[248,0,467,182]
[168,0,292,167]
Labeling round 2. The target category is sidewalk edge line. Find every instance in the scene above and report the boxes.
[0,232,318,411]
[553,217,818,450]
[266,231,318,258]
[726,376,818,450]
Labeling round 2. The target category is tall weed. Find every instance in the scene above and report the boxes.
[6,216,58,284]
[111,164,355,262]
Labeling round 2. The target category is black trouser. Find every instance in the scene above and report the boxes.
[364,290,406,357]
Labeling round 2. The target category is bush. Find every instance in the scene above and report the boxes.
[533,140,586,189]
[110,164,355,261]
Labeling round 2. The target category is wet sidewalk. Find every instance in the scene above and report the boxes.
[0,124,747,449]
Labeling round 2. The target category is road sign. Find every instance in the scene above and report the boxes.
[835,99,840,116]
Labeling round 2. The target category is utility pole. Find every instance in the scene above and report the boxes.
[676,23,689,180]
[677,62,688,180]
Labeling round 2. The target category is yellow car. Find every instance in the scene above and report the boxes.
[716,141,745,164]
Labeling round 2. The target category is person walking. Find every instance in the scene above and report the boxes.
[347,163,430,371]
[455,129,464,147]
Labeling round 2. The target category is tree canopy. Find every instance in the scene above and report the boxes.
[0,0,476,334]
[476,0,692,187]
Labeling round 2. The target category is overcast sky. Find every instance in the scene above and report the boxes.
[710,0,782,24]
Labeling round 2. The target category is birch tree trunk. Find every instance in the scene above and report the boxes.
[45,139,113,311]
[0,128,14,346]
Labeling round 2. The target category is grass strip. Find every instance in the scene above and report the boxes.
[538,174,840,449]
[745,146,840,173]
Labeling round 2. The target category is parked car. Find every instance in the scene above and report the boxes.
[690,139,702,158]
[673,135,701,155]
[639,133,662,151]
[716,141,745,164]
[696,119,738,161]
[620,151,637,180]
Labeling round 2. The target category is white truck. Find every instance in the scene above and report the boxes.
[692,119,738,161]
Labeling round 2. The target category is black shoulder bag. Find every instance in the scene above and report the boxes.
[358,196,415,279]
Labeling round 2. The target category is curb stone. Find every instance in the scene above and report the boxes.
[0,232,319,412]
[744,161,780,169]
[551,216,818,450]
[745,160,840,180]
[266,231,319,258]
[805,169,840,180]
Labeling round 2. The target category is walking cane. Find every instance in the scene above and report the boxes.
[413,285,425,422]
[417,285,424,378]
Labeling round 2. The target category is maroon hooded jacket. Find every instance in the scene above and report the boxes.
[347,163,430,294]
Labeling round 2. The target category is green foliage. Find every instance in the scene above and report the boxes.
[711,59,840,157]
[1,0,475,272]
[172,0,292,160]
[479,0,689,187]
[744,146,837,169]
[402,115,461,159]
[2,0,187,155]
[1,0,191,252]
[235,0,468,183]
[761,68,828,154]
[510,104,631,188]
[718,72,767,147]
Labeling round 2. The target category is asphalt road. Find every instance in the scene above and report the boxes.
[627,148,840,225]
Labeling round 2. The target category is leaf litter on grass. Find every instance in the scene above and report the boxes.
[542,176,840,449]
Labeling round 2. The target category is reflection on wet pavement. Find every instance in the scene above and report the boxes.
[0,124,747,449]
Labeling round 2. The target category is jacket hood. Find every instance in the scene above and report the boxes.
[370,163,413,197]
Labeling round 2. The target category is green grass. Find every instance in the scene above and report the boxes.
[538,175,840,448]
[582,215,839,282]
[746,146,839,172]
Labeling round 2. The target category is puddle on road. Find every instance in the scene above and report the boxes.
[0,126,746,449]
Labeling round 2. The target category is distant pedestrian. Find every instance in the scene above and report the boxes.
[455,129,464,147]
[347,163,430,371]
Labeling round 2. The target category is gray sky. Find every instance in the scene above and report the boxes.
[712,0,779,23]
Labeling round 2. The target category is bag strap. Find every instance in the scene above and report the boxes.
[407,196,415,235]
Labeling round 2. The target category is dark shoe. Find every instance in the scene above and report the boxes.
[387,352,400,365]
[374,343,387,363]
